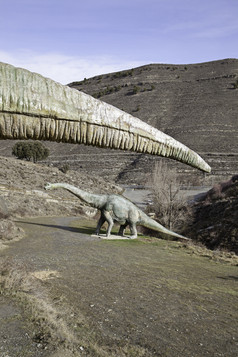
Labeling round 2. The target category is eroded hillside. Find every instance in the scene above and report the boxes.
[0,156,120,218]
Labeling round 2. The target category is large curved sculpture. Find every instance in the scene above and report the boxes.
[0,62,211,172]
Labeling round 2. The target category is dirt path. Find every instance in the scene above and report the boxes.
[1,216,238,356]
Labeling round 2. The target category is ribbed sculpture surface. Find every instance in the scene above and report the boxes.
[0,62,211,172]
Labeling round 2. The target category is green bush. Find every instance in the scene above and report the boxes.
[59,164,70,174]
[12,141,49,163]
[112,69,133,79]
[232,79,238,89]
[92,85,122,98]
[132,86,140,94]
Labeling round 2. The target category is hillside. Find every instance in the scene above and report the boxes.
[187,175,238,253]
[0,58,237,185]
[0,155,120,219]
[69,58,238,183]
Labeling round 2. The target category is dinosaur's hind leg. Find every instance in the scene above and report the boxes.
[118,223,127,236]
[129,222,138,239]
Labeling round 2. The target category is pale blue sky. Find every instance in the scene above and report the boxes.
[0,0,237,83]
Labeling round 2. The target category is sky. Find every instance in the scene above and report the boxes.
[0,0,237,84]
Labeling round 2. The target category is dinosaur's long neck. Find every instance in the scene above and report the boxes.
[140,212,189,240]
[50,183,107,209]
[0,62,211,173]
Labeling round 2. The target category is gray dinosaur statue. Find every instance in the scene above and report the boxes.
[0,61,211,173]
[45,182,188,240]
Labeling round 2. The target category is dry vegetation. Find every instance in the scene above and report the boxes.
[0,197,24,250]
[143,163,238,254]
[0,257,82,356]
[187,175,238,253]
[0,257,150,356]
[142,161,192,238]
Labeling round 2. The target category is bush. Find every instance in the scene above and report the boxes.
[12,141,49,163]
[112,69,133,79]
[232,79,238,89]
[132,86,140,94]
[59,164,70,174]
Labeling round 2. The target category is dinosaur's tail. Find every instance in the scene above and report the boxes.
[140,213,189,241]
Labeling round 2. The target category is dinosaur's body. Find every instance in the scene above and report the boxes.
[45,183,188,240]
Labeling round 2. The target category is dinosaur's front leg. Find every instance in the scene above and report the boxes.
[103,211,114,237]
[95,212,106,235]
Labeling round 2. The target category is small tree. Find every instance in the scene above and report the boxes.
[146,161,191,232]
[12,141,49,163]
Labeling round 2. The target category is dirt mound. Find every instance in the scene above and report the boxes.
[187,175,238,253]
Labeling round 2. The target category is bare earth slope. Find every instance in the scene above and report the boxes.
[0,155,120,219]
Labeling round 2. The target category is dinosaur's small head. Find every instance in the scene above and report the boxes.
[44,183,53,190]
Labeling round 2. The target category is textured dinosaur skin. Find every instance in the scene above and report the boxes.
[0,62,211,172]
[45,183,189,240]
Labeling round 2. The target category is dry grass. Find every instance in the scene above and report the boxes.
[0,258,82,354]
[0,219,24,248]
[0,257,150,356]
[176,240,238,265]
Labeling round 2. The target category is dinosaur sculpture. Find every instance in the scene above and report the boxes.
[45,182,188,240]
[0,61,211,173]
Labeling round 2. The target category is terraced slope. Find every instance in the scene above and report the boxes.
[68,58,238,183]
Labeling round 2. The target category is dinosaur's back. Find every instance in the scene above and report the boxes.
[104,194,142,223]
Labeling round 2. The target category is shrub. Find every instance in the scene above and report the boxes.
[132,86,140,94]
[59,164,70,174]
[232,79,238,89]
[12,141,49,163]
[133,105,141,112]
[112,69,133,79]
[92,85,122,98]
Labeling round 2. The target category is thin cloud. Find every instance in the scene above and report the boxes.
[0,50,144,84]
[192,23,238,39]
